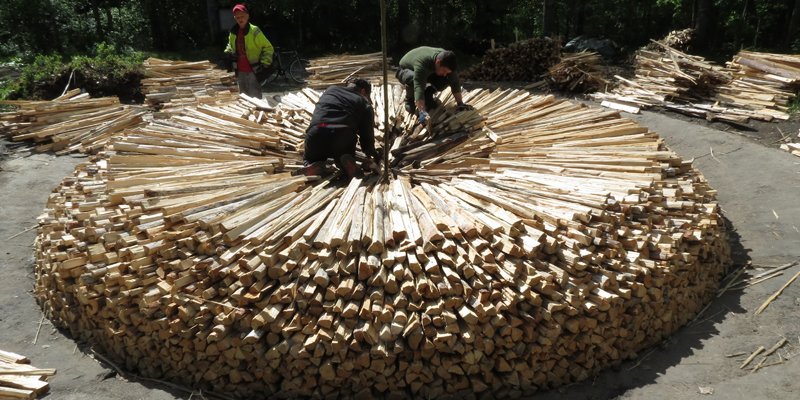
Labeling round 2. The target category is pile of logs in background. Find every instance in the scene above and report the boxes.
[463,38,561,82]
[306,53,391,89]
[546,52,608,93]
[594,42,800,123]
[31,82,730,398]
[141,58,238,108]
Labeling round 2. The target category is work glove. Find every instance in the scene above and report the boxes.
[254,63,272,81]
[455,103,474,112]
[418,110,429,125]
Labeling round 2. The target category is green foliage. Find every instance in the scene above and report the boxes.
[71,43,144,80]
[10,54,69,99]
[789,94,800,115]
[5,43,144,101]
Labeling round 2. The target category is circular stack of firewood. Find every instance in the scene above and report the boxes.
[34,84,730,399]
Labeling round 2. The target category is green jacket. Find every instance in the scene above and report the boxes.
[399,46,461,101]
[225,23,274,66]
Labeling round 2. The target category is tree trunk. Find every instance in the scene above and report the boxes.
[206,0,220,46]
[693,0,713,50]
[104,7,112,33]
[396,0,409,48]
[575,0,586,37]
[144,0,168,50]
[543,0,556,37]
[92,5,103,37]
[788,0,800,47]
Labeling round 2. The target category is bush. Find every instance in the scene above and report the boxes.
[7,54,69,99]
[4,43,145,102]
[71,43,145,102]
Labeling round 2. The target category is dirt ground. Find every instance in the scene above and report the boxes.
[1,97,799,399]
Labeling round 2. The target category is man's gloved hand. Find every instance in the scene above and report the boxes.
[254,63,272,81]
[418,110,429,125]
[455,103,475,112]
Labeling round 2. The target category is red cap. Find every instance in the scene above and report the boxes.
[232,4,248,14]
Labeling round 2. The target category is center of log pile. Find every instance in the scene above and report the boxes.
[33,85,730,399]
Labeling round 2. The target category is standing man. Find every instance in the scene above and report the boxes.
[301,79,381,179]
[224,3,274,99]
[396,46,472,125]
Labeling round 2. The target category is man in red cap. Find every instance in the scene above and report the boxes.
[224,3,274,98]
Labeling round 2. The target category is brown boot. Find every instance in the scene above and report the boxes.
[338,154,361,179]
[291,161,328,176]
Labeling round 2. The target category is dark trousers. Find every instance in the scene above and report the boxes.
[304,125,357,166]
[395,68,448,108]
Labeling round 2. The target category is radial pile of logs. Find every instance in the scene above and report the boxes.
[463,38,561,82]
[594,43,799,122]
[0,350,55,399]
[33,83,729,399]
[141,58,238,108]
[0,89,147,154]
[546,52,608,93]
[306,53,392,89]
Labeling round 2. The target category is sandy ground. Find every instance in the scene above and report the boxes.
[1,105,799,399]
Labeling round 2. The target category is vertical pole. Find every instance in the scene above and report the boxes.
[380,0,390,181]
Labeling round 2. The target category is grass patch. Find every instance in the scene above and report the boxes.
[789,93,800,115]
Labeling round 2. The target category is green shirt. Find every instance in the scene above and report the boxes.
[399,46,462,102]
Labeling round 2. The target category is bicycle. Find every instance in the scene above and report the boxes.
[260,48,309,85]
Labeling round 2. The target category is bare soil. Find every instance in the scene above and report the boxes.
[1,95,798,399]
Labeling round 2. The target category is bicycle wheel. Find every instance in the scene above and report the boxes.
[289,58,309,84]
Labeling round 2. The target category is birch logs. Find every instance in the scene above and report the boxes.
[34,84,729,399]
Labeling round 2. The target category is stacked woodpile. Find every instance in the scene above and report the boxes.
[713,51,800,121]
[141,58,238,107]
[463,38,561,81]
[592,41,729,110]
[0,350,55,399]
[34,84,729,398]
[0,89,146,154]
[646,28,695,52]
[546,52,608,93]
[306,53,392,89]
[594,43,799,122]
